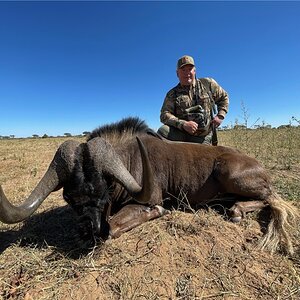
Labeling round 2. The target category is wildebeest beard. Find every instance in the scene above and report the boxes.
[62,144,111,244]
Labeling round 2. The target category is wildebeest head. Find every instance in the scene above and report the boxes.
[0,136,153,243]
[62,142,111,241]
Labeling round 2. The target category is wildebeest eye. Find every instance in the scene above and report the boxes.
[63,193,70,202]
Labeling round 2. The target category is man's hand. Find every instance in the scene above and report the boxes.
[182,121,198,134]
[211,115,224,128]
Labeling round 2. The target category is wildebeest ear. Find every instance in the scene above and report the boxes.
[146,129,163,140]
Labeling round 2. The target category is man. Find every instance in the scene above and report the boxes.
[158,55,229,145]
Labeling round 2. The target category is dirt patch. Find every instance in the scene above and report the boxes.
[1,208,299,300]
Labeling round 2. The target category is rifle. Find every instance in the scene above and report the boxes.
[209,97,218,146]
[197,78,218,146]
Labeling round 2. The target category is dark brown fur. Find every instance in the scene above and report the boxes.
[105,133,298,254]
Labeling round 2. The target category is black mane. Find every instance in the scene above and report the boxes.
[87,117,151,141]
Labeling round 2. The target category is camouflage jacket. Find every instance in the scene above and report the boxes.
[160,78,229,135]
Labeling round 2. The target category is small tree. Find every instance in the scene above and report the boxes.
[64,133,72,137]
[240,100,250,128]
[292,116,300,125]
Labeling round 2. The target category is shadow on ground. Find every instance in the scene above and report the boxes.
[0,205,98,258]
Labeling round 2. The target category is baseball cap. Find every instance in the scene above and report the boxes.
[177,55,195,69]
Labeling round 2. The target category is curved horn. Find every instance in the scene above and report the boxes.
[88,136,153,203]
[0,140,79,224]
[133,137,154,202]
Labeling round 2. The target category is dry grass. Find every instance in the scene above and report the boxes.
[219,127,300,171]
[0,128,300,299]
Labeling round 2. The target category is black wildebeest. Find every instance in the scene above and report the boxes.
[0,117,298,254]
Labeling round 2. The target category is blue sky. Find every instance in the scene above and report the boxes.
[1,1,300,137]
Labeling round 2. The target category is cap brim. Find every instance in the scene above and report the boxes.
[177,63,195,69]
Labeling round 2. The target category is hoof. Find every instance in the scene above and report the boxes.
[230,216,242,223]
[154,205,170,216]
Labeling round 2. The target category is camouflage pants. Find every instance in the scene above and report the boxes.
[157,125,213,145]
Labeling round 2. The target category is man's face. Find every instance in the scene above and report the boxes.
[177,64,196,86]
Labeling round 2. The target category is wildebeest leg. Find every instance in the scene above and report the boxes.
[108,204,170,239]
[229,200,268,222]
[215,153,272,222]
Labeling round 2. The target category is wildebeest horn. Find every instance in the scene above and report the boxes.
[87,137,153,203]
[0,140,80,224]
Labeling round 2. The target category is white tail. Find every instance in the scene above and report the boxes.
[257,192,298,255]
